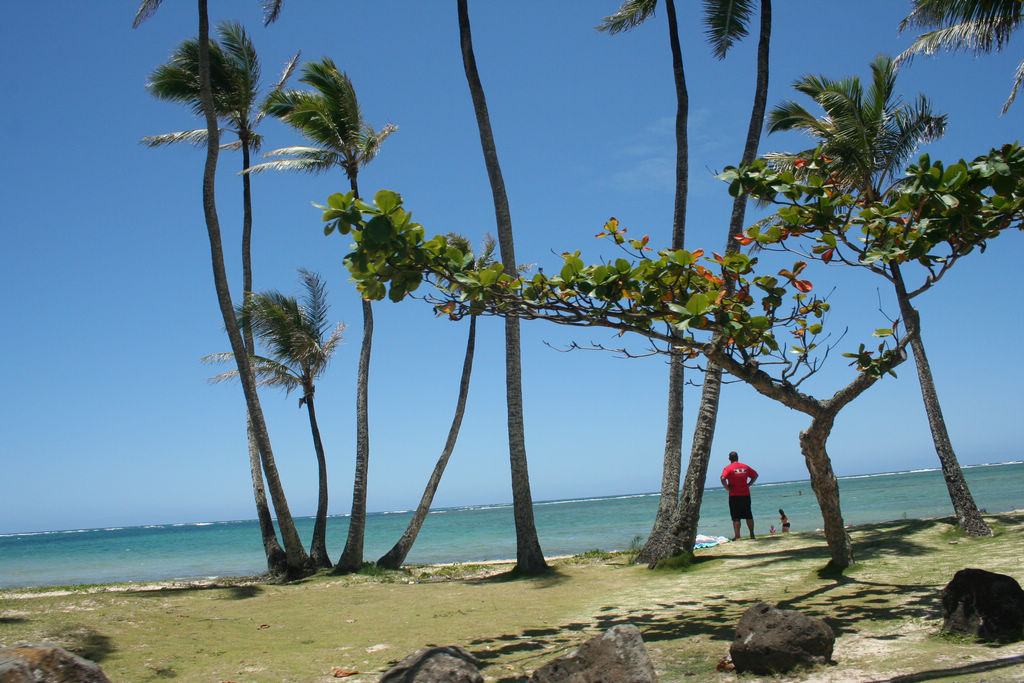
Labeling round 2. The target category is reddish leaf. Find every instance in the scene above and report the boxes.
[793,279,813,293]
[822,248,835,263]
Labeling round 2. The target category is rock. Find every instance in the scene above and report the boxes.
[378,645,482,683]
[529,623,656,682]
[730,602,834,675]
[941,568,1024,642]
[0,643,112,683]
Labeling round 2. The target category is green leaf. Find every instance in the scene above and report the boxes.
[375,189,401,214]
[364,215,393,245]
[327,192,350,210]
[749,316,770,330]
[672,250,695,267]
[560,254,584,280]
[873,328,894,337]
[685,292,710,315]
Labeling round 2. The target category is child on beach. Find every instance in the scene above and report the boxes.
[779,509,790,532]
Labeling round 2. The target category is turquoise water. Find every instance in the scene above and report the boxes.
[1,462,1020,590]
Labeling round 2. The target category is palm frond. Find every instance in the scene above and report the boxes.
[357,122,399,168]
[140,128,211,147]
[245,146,339,175]
[254,50,302,128]
[132,0,163,28]
[899,0,1022,34]
[263,0,284,26]
[766,99,821,135]
[216,21,260,121]
[1004,56,1024,113]
[703,0,755,59]
[598,0,659,34]
[297,269,330,338]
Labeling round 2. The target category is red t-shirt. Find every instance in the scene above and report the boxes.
[721,462,758,496]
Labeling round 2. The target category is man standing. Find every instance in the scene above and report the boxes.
[721,451,758,540]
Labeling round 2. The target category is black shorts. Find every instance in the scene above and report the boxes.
[729,495,752,521]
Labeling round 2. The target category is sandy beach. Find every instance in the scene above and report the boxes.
[2,510,1023,681]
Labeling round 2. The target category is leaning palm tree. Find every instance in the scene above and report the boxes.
[249,58,396,573]
[376,235,495,570]
[143,20,298,577]
[134,0,313,578]
[897,0,1024,114]
[599,0,773,564]
[458,0,547,574]
[205,270,344,568]
[765,55,991,537]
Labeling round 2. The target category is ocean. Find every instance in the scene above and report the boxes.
[1,462,1021,590]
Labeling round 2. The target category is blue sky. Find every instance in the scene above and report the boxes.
[1,1,1021,535]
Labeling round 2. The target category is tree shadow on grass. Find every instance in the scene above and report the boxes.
[123,583,264,600]
[466,567,571,589]
[0,617,26,624]
[45,625,116,663]
[869,653,1024,682]
[774,573,939,637]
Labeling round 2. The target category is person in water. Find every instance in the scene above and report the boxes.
[720,451,758,540]
[779,508,790,532]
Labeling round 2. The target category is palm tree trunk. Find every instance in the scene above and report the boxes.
[799,411,854,569]
[655,0,773,563]
[337,298,373,573]
[635,358,684,564]
[246,415,287,575]
[240,139,288,575]
[305,392,333,568]
[652,357,724,565]
[378,316,477,569]
[891,264,990,536]
[458,0,547,574]
[196,0,310,579]
[635,0,690,565]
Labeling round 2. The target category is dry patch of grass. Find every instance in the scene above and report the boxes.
[1,512,1022,682]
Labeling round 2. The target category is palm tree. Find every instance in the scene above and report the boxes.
[205,270,344,568]
[134,0,313,578]
[599,0,689,566]
[377,235,495,570]
[765,55,991,536]
[897,0,1024,114]
[663,0,771,563]
[457,0,547,574]
[249,58,396,573]
[598,0,772,564]
[143,20,298,578]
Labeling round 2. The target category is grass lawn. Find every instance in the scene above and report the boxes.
[2,511,1022,682]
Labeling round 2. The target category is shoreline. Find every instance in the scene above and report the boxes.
[5,509,1021,597]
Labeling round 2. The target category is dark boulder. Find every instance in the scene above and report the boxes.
[942,568,1024,642]
[730,602,834,675]
[0,643,112,683]
[529,623,656,682]
[379,645,483,683]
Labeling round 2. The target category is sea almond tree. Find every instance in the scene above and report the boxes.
[320,143,1024,569]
